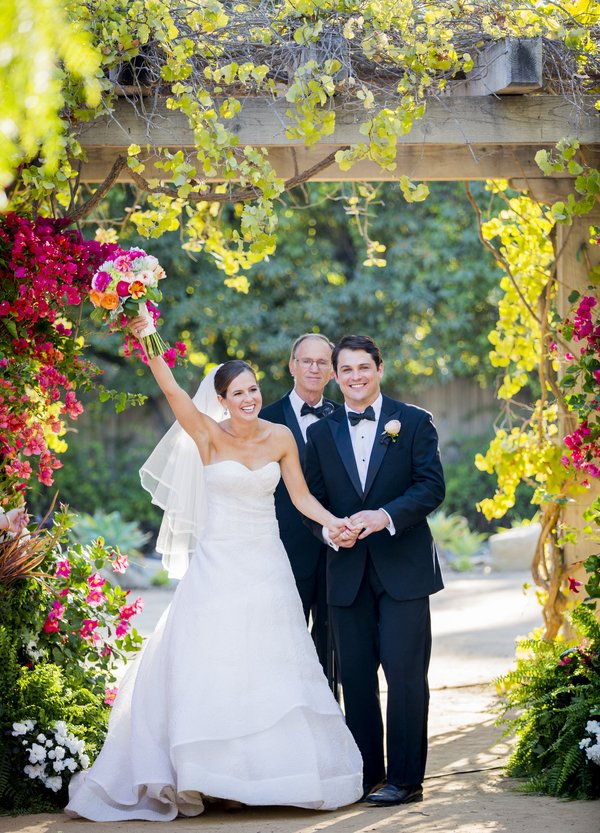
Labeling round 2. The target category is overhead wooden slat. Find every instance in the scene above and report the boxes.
[79,95,599,153]
[78,143,598,184]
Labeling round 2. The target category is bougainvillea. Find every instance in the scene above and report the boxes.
[0,213,117,498]
[560,290,600,480]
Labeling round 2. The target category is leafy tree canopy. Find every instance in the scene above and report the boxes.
[82,180,501,403]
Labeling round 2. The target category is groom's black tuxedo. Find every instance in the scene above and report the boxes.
[260,392,339,680]
[304,394,445,788]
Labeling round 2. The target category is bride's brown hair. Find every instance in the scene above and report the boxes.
[214,360,257,398]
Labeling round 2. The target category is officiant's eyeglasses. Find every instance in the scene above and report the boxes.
[295,358,331,370]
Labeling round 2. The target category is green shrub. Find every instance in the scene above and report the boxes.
[497,556,600,799]
[429,509,488,570]
[0,508,144,812]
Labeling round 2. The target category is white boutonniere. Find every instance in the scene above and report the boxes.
[381,419,401,444]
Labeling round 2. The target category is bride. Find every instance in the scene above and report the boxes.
[66,332,363,821]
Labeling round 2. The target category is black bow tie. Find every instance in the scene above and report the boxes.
[347,405,376,426]
[300,402,327,418]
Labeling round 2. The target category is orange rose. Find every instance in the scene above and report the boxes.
[89,289,103,307]
[129,280,147,299]
[100,291,120,310]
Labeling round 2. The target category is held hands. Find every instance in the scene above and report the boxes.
[327,510,389,548]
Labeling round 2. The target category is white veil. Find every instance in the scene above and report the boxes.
[139,365,225,579]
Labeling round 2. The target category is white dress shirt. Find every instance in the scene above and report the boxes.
[323,394,395,547]
[289,388,323,442]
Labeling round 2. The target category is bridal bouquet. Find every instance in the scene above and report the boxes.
[89,248,171,360]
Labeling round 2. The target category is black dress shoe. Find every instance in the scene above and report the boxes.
[365,783,423,806]
[356,781,384,803]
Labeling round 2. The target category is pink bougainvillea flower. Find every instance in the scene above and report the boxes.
[43,618,60,634]
[104,687,118,706]
[567,577,583,593]
[565,352,575,361]
[558,655,573,667]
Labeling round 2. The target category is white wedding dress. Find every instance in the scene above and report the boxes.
[66,460,363,821]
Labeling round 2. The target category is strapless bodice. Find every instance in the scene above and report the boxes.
[202,459,281,540]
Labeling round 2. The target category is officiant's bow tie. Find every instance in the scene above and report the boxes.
[347,406,376,426]
[300,402,330,418]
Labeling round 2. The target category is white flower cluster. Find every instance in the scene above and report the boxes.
[24,636,46,663]
[579,719,600,766]
[12,719,90,792]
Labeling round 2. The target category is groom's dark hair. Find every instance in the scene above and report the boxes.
[332,335,382,371]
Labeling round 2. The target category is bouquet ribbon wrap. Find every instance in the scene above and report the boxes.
[137,302,157,338]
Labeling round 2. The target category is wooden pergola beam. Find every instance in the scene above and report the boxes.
[80,95,598,152]
[78,143,599,184]
[78,95,599,184]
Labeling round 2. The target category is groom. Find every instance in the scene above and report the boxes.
[260,333,338,686]
[303,334,445,806]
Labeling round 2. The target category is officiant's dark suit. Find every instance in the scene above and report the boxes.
[304,334,445,804]
[260,334,338,681]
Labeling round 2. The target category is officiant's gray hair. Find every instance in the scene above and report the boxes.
[289,333,334,362]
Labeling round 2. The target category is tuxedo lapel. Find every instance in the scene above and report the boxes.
[329,411,363,499]
[363,398,403,498]
[282,393,305,451]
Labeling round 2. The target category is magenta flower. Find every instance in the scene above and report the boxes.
[88,572,106,588]
[567,577,583,593]
[55,559,71,579]
[119,597,144,621]
[115,620,129,638]
[92,271,112,292]
[79,619,100,642]
[104,687,118,706]
[86,589,106,607]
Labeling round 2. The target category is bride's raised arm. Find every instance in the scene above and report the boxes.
[130,317,214,445]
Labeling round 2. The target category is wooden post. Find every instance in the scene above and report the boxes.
[555,211,600,599]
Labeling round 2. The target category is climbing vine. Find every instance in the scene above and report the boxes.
[2,1,599,281]
[470,142,599,638]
